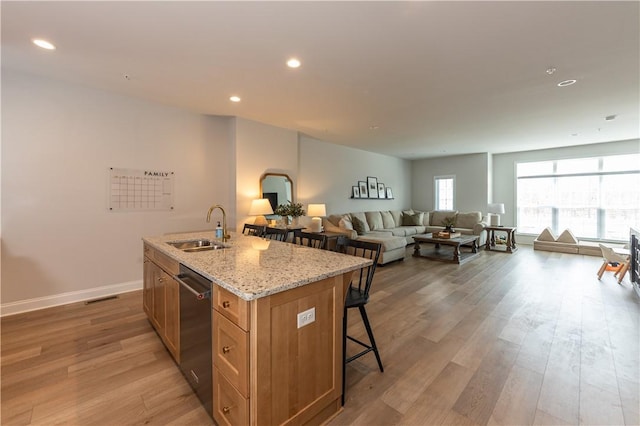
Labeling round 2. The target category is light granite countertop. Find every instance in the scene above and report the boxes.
[142,230,371,301]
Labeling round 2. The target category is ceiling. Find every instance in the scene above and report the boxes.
[2,1,638,159]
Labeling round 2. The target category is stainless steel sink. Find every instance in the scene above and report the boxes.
[167,239,227,252]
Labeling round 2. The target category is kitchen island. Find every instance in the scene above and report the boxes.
[142,231,371,426]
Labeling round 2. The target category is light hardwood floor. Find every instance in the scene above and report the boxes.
[2,246,638,425]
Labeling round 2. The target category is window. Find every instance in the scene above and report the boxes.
[434,175,455,210]
[516,154,640,241]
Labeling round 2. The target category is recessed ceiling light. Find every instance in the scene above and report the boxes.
[229,96,241,102]
[32,38,56,50]
[557,79,577,87]
[287,58,301,68]
[546,67,556,75]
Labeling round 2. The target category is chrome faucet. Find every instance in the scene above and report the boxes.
[206,204,230,242]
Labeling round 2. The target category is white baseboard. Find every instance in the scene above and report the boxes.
[0,280,143,317]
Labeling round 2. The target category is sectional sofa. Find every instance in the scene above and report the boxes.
[323,210,488,264]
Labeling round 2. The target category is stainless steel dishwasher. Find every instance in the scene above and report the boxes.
[174,264,213,418]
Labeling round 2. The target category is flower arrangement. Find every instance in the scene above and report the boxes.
[274,201,305,218]
[441,216,456,231]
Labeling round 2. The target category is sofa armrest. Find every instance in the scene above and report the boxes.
[323,219,357,239]
[473,222,487,236]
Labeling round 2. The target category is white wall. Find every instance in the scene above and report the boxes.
[234,117,298,230]
[411,153,490,213]
[298,136,411,215]
[0,72,408,313]
[1,71,232,312]
[493,139,640,228]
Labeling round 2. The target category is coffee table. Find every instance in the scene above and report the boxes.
[413,233,480,264]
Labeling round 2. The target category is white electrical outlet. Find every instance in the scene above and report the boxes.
[297,307,316,328]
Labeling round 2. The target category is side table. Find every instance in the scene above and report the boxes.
[485,226,517,253]
[304,230,345,251]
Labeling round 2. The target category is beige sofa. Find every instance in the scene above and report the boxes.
[323,210,487,265]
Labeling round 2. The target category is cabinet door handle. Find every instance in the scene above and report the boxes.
[222,301,230,308]
[222,406,231,414]
[158,277,164,283]
[222,346,231,354]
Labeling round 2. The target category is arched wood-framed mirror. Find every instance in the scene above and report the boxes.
[260,173,293,212]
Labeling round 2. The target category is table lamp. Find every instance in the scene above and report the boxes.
[249,198,273,226]
[487,203,505,226]
[307,204,326,232]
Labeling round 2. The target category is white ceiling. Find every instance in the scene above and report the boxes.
[2,1,639,159]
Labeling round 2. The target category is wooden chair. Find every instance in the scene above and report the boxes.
[597,244,630,284]
[339,238,383,405]
[292,230,326,249]
[242,223,266,237]
[264,227,288,242]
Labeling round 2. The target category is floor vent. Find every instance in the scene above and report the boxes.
[85,295,119,305]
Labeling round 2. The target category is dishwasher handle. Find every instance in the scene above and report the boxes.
[174,273,211,300]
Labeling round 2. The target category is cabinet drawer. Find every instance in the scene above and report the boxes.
[143,243,179,275]
[213,367,249,426]
[213,285,249,331]
[152,249,179,276]
[213,312,249,397]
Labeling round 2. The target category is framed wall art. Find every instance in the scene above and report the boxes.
[358,181,368,198]
[351,177,395,200]
[367,177,378,199]
[386,187,393,199]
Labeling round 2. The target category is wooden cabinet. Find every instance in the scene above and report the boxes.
[142,258,154,319]
[162,269,180,357]
[214,285,249,331]
[143,244,180,362]
[212,285,250,426]
[213,368,249,426]
[212,274,346,426]
[213,312,249,396]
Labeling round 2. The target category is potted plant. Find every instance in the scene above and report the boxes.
[274,201,305,226]
[441,217,456,233]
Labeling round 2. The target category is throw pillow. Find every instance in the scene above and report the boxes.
[365,211,384,230]
[413,210,430,226]
[351,216,366,235]
[338,217,353,231]
[402,212,424,226]
[380,211,395,228]
[350,212,370,232]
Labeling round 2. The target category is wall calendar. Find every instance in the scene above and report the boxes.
[109,168,174,211]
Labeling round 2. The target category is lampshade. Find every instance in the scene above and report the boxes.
[307,204,327,217]
[249,199,273,226]
[487,203,505,214]
[307,203,326,232]
[487,203,505,226]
